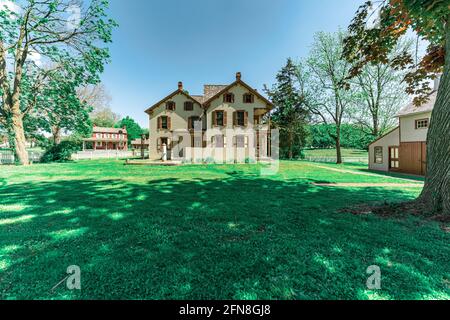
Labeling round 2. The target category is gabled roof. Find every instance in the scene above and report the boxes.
[203,85,228,100]
[202,79,274,109]
[93,126,127,134]
[145,88,202,115]
[396,92,437,117]
[191,95,206,104]
[145,74,274,115]
[369,127,399,146]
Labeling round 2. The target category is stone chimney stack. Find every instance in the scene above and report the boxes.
[178,81,183,91]
[236,72,242,81]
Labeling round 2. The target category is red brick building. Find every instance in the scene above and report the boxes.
[83,126,128,151]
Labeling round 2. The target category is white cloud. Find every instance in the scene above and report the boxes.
[28,51,42,66]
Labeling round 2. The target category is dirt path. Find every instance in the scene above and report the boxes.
[305,163,423,183]
[313,182,423,188]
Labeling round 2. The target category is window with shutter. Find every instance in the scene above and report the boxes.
[160,116,169,130]
[243,93,254,103]
[236,111,245,126]
[167,117,171,130]
[189,116,200,130]
[184,101,194,111]
[215,111,224,126]
[224,93,234,103]
[166,101,176,111]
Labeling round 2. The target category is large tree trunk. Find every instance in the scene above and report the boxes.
[288,130,294,160]
[418,17,450,215]
[10,105,29,165]
[52,126,62,145]
[335,125,343,164]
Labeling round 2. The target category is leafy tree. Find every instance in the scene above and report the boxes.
[343,0,450,214]
[41,140,80,163]
[264,58,309,159]
[349,39,412,138]
[298,31,356,164]
[306,124,374,150]
[90,105,121,128]
[78,83,119,127]
[0,0,117,165]
[20,64,93,145]
[115,116,144,145]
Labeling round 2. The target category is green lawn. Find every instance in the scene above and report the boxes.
[0,160,448,300]
[304,148,368,158]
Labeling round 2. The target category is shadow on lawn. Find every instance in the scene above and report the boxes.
[0,175,448,300]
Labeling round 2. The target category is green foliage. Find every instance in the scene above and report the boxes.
[0,0,117,163]
[41,141,81,163]
[343,0,447,104]
[115,116,144,145]
[307,124,375,150]
[91,105,121,128]
[264,58,309,159]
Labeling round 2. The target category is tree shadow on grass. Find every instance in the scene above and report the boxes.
[0,176,448,300]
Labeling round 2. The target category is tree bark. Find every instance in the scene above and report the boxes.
[10,105,29,165]
[290,130,294,159]
[52,126,62,145]
[418,16,450,215]
[335,124,343,164]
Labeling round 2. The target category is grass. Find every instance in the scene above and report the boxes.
[304,148,368,158]
[0,160,448,300]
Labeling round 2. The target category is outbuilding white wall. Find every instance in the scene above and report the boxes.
[368,128,400,172]
[400,112,431,143]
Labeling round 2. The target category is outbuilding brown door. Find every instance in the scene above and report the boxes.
[399,142,427,176]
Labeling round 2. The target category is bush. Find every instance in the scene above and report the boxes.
[245,157,257,164]
[204,157,215,164]
[41,141,81,163]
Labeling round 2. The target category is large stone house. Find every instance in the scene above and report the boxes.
[368,88,438,176]
[145,73,274,162]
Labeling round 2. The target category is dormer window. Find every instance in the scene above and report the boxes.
[223,93,234,103]
[243,93,254,104]
[166,101,176,111]
[184,101,194,111]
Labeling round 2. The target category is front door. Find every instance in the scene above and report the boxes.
[389,147,400,171]
[161,138,172,160]
[399,142,427,175]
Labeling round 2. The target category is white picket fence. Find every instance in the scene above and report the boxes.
[72,150,135,160]
[0,150,44,165]
[304,156,368,164]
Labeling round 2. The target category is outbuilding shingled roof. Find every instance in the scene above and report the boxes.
[92,126,127,134]
[396,92,437,117]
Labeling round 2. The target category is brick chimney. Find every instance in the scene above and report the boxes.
[236,72,242,81]
[178,81,183,91]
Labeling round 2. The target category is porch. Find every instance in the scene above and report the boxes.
[82,138,128,151]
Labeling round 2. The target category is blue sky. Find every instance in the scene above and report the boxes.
[101,0,365,127]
